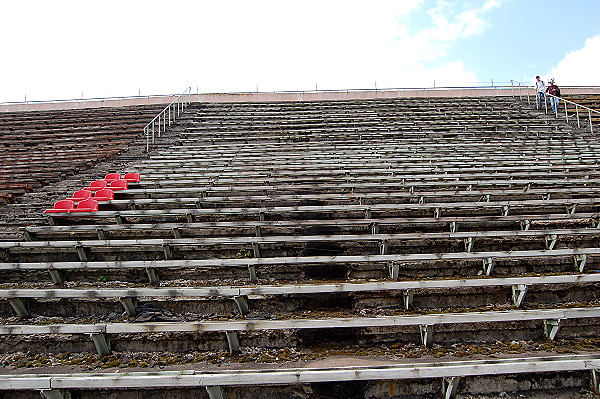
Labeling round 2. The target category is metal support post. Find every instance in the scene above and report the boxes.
[388,262,400,280]
[96,228,108,240]
[206,386,225,399]
[234,295,250,315]
[420,324,433,346]
[90,333,111,356]
[545,234,558,250]
[226,331,240,354]
[8,298,30,318]
[75,245,87,262]
[172,227,182,239]
[543,319,563,340]
[512,284,528,308]
[248,265,257,282]
[449,221,457,232]
[371,222,379,234]
[162,244,173,260]
[403,290,413,310]
[380,240,388,255]
[146,267,159,284]
[41,390,71,399]
[442,376,461,399]
[592,369,600,393]
[574,254,587,272]
[482,257,494,276]
[252,242,261,258]
[49,269,63,285]
[464,237,473,252]
[119,297,138,317]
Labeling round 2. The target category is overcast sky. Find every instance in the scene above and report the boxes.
[1,0,599,102]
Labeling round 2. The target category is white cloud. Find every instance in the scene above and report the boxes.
[0,0,502,102]
[548,34,600,85]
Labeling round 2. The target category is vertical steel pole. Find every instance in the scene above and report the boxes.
[576,106,581,128]
[564,102,569,123]
[145,127,149,152]
[590,110,594,134]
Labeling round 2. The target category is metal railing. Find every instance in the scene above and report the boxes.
[143,87,192,151]
[520,85,600,134]
[540,92,599,134]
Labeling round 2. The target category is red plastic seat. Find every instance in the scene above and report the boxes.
[93,188,114,201]
[108,179,128,191]
[104,173,122,182]
[123,172,141,183]
[69,198,99,213]
[44,200,75,213]
[85,180,108,191]
[66,189,92,202]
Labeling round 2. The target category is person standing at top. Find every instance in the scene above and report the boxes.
[546,79,560,112]
[535,76,546,109]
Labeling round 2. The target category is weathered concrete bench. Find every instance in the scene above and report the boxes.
[42,197,600,226]
[5,228,600,262]
[1,247,598,284]
[2,273,599,318]
[2,354,599,399]
[1,307,598,356]
[25,212,598,241]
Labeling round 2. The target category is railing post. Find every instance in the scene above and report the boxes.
[144,127,149,152]
[590,109,594,134]
[564,101,569,123]
[576,106,581,128]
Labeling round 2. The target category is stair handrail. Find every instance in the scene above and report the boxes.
[143,87,192,151]
[541,92,600,134]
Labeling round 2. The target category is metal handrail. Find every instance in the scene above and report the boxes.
[519,83,600,134]
[540,92,600,134]
[143,87,192,151]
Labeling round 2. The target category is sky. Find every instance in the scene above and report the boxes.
[1,0,600,102]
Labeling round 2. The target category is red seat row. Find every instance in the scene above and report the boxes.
[44,172,140,213]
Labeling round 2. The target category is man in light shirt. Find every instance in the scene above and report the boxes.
[535,75,546,109]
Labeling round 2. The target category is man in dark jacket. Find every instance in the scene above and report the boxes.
[546,79,560,112]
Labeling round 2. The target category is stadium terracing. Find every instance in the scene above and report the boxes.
[1,85,600,399]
